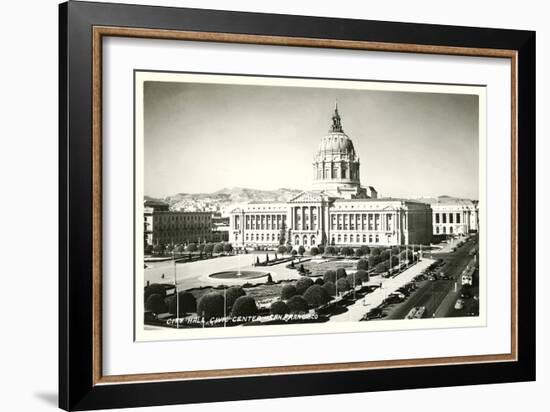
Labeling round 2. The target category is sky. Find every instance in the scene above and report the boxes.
[143,79,479,199]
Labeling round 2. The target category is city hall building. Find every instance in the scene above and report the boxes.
[230,105,435,249]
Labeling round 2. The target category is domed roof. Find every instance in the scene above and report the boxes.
[314,104,358,161]
[317,132,356,157]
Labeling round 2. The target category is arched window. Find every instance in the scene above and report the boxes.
[311,236,316,245]
[295,235,300,245]
[303,236,308,246]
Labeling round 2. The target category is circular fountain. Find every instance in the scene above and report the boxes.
[209,270,269,280]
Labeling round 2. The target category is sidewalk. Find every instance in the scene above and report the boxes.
[329,258,436,322]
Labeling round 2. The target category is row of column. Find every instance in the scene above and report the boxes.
[329,212,398,232]
[241,214,287,231]
[290,205,323,231]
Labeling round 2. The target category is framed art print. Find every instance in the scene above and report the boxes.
[59,1,536,410]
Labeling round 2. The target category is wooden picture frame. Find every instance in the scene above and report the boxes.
[59,1,535,410]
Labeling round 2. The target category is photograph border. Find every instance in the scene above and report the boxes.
[133,70,488,342]
[59,1,534,410]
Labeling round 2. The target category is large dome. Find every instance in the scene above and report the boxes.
[312,103,367,199]
[316,132,357,162]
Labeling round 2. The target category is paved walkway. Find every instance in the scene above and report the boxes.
[144,252,304,290]
[329,258,436,322]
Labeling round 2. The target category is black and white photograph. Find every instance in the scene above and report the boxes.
[136,71,485,340]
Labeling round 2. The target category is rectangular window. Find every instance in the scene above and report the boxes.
[435,213,440,224]
[456,213,461,224]
[442,214,447,224]
[449,213,454,224]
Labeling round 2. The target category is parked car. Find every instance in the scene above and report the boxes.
[461,290,472,299]
[364,308,385,321]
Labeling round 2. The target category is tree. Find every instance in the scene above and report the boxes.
[281,284,297,300]
[322,281,336,297]
[145,294,167,314]
[197,293,225,320]
[285,245,293,254]
[368,255,380,268]
[186,243,197,252]
[371,247,381,256]
[295,277,314,295]
[375,261,390,274]
[336,277,351,292]
[323,270,337,283]
[291,250,297,256]
[390,255,399,267]
[286,295,309,314]
[144,283,166,301]
[153,244,164,256]
[318,245,325,255]
[309,246,319,256]
[303,285,330,307]
[357,259,368,271]
[213,243,224,253]
[355,248,364,257]
[314,277,324,286]
[380,250,390,261]
[355,269,369,284]
[391,246,401,255]
[231,296,258,317]
[204,243,214,254]
[223,243,233,253]
[346,273,361,288]
[144,244,153,255]
[277,245,287,254]
[270,300,289,316]
[166,291,197,316]
[360,245,370,256]
[341,246,354,256]
[279,222,286,245]
[197,243,205,252]
[225,286,246,310]
[298,245,306,256]
[336,267,347,279]
[174,244,185,254]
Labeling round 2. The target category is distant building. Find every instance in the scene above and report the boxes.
[144,200,214,246]
[421,197,479,237]
[211,215,230,242]
[230,104,434,249]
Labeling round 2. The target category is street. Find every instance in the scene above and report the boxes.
[383,236,479,319]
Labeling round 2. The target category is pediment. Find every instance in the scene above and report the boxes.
[289,191,326,203]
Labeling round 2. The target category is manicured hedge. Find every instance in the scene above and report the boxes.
[357,259,368,270]
[145,293,167,314]
[355,269,369,283]
[322,281,336,297]
[286,295,309,314]
[281,284,297,300]
[295,277,314,295]
[144,283,167,301]
[231,296,258,317]
[270,300,290,316]
[225,286,246,310]
[166,291,197,316]
[197,292,225,320]
[336,277,351,292]
[303,285,330,307]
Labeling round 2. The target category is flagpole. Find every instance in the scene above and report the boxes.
[174,252,179,329]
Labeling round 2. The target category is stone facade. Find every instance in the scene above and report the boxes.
[144,200,214,246]
[426,198,479,236]
[229,104,435,249]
